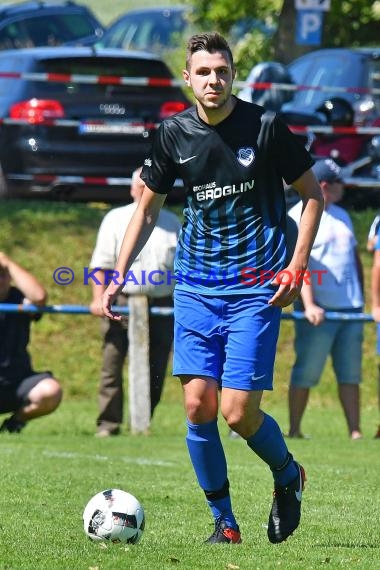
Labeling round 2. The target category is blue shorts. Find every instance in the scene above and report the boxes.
[173,290,281,391]
[291,313,363,388]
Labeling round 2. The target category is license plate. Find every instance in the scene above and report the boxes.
[79,121,146,135]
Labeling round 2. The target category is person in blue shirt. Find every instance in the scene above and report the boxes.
[101,32,323,544]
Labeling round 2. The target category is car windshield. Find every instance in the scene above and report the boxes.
[0,14,97,49]
[288,52,361,108]
[101,10,187,51]
[30,56,173,95]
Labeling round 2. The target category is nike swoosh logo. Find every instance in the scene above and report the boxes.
[179,155,197,164]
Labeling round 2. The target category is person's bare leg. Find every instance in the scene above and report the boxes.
[221,388,263,437]
[288,385,310,438]
[337,383,361,439]
[14,378,62,422]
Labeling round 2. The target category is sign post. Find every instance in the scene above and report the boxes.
[296,10,323,45]
[295,0,331,46]
[295,0,330,9]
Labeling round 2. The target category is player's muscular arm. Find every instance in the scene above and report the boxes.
[291,169,324,271]
[269,170,324,308]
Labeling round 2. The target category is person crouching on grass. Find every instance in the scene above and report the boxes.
[0,252,62,433]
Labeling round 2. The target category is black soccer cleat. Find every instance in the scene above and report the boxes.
[205,518,242,544]
[0,415,26,433]
[267,463,306,544]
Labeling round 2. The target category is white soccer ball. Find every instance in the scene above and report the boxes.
[83,489,145,544]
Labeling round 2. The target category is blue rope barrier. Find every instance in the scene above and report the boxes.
[0,303,374,321]
[281,310,373,322]
[0,303,129,314]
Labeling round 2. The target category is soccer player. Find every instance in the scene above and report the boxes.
[102,32,324,544]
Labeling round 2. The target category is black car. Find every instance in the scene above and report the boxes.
[0,0,104,49]
[0,46,190,201]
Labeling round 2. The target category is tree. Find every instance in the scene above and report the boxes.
[274,0,380,63]
[188,0,279,36]
[188,0,380,74]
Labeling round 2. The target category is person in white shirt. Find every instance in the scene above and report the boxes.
[287,159,364,440]
[89,167,181,437]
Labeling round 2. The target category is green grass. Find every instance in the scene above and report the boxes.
[1,199,380,568]
[0,400,379,570]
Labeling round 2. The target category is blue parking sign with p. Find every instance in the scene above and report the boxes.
[296,10,323,45]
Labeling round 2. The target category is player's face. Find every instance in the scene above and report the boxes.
[183,50,236,124]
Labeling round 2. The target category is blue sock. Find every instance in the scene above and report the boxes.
[246,413,298,486]
[186,419,238,529]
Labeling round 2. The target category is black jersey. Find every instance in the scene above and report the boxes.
[141,98,313,294]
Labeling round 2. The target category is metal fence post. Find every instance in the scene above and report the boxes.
[128,295,151,434]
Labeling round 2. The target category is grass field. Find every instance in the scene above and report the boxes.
[0,400,379,570]
[0,199,379,569]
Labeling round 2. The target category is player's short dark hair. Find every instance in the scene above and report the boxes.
[185,32,234,70]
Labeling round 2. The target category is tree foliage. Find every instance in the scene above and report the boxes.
[323,0,380,48]
[188,0,280,35]
[187,0,380,75]
[275,0,380,63]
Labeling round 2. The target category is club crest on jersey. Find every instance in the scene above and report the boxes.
[237,147,255,167]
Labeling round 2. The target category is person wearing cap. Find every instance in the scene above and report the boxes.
[287,158,364,440]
